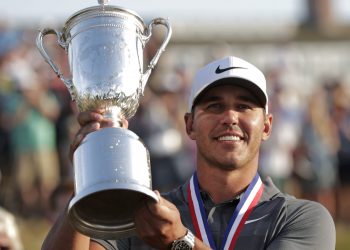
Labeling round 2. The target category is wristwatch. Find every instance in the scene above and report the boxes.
[171,229,195,250]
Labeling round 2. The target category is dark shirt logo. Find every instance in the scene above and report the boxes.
[215,65,246,74]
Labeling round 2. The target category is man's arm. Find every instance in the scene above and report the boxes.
[42,202,92,250]
[43,110,112,250]
[266,200,336,250]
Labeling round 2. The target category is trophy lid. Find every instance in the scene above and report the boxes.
[62,3,146,36]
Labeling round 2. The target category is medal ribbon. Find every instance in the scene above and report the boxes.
[187,172,264,250]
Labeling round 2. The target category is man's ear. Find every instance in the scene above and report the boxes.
[262,113,273,141]
[184,113,195,140]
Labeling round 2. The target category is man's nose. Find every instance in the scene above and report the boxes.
[221,109,238,125]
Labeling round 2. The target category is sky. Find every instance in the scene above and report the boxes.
[1,0,349,28]
[1,0,306,26]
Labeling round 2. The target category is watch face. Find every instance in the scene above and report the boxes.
[171,230,195,250]
[173,241,192,250]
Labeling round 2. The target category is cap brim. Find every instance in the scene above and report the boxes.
[192,77,267,110]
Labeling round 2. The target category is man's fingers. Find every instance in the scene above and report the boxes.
[134,192,187,249]
[70,109,129,162]
[77,110,129,128]
[135,193,166,225]
[120,118,129,129]
[77,110,104,126]
[148,190,175,210]
[75,122,100,144]
[144,191,178,220]
[69,121,101,162]
[134,214,165,248]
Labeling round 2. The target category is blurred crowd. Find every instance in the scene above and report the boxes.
[0,23,350,249]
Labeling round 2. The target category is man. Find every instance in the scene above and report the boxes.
[42,56,336,250]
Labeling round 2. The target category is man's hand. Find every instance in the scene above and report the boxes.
[69,109,128,161]
[134,191,187,250]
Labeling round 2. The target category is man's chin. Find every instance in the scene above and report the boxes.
[212,162,240,171]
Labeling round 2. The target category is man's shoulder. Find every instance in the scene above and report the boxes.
[245,177,335,249]
[270,198,335,249]
[262,177,332,216]
[262,176,334,222]
[283,196,335,231]
[259,177,336,247]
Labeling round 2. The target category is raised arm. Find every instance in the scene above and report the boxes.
[42,109,122,250]
[42,201,91,250]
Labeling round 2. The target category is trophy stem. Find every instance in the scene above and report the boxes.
[104,106,123,127]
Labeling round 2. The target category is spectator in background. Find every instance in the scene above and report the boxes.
[2,53,61,217]
[0,47,16,208]
[330,79,350,223]
[259,67,303,192]
[0,29,29,209]
[38,35,78,180]
[129,67,194,192]
[47,178,74,223]
[293,83,339,217]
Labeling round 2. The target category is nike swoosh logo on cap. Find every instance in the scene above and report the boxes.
[245,214,269,224]
[215,65,246,74]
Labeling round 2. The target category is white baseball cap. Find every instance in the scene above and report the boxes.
[188,56,268,113]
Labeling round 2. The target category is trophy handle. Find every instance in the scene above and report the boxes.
[36,28,76,99]
[141,18,172,90]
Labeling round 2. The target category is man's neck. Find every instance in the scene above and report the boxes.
[196,165,257,204]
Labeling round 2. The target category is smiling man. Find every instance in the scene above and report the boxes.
[42,56,336,250]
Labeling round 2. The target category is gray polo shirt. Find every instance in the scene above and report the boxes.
[93,177,336,250]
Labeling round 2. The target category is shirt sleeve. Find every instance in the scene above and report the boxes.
[266,200,336,250]
[90,238,130,250]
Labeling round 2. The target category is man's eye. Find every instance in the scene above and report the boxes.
[237,103,251,110]
[206,103,224,112]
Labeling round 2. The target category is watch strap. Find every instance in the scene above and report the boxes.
[171,228,195,250]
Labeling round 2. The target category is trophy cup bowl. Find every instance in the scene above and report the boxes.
[36,0,171,239]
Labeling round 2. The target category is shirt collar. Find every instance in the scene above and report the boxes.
[182,174,282,206]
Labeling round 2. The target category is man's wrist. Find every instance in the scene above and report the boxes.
[170,228,195,250]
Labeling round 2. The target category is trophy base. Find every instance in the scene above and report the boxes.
[68,182,158,239]
[69,127,158,239]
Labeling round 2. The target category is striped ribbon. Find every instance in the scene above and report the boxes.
[187,172,264,250]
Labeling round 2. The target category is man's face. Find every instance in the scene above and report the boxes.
[185,84,272,171]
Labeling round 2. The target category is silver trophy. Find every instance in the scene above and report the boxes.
[36,0,172,239]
